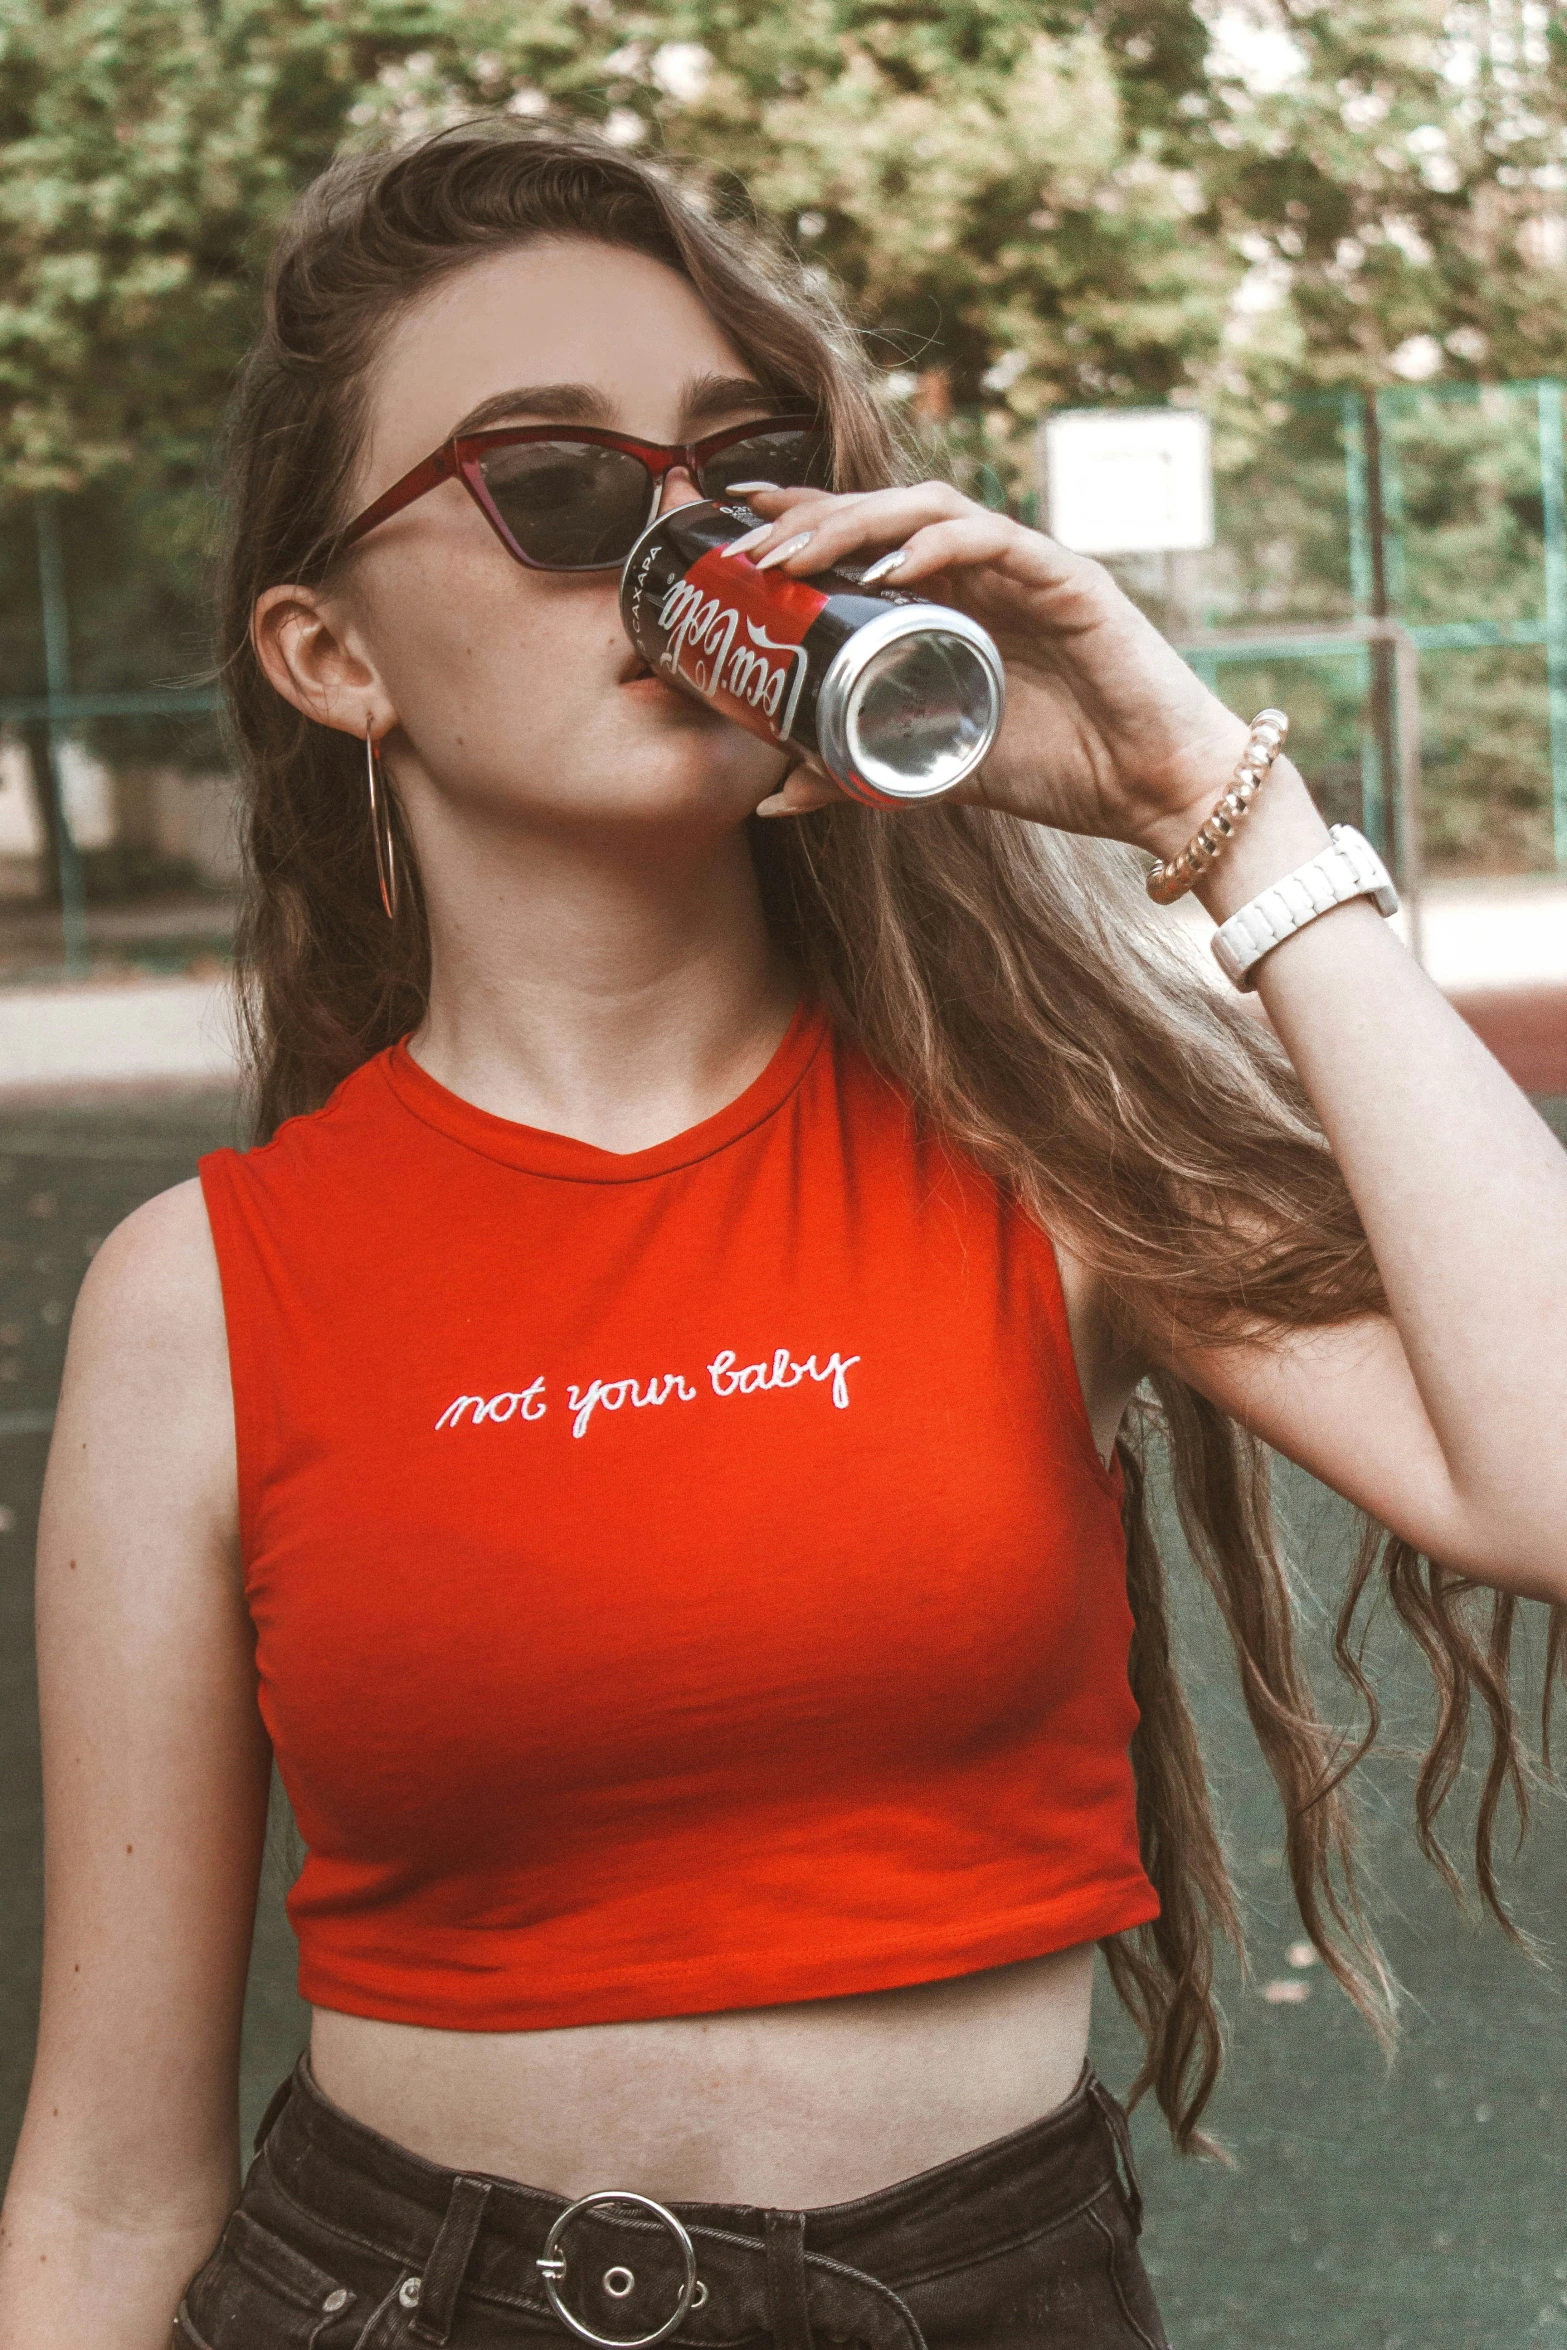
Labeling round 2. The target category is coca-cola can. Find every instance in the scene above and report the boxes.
[620,500,1005,807]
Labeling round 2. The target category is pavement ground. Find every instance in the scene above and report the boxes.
[0,1090,1564,2350]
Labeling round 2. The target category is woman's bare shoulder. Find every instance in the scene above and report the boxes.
[56,1176,233,1503]
[74,1173,224,1337]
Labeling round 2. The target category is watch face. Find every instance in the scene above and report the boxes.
[1330,826,1400,916]
[1210,926,1258,991]
[1214,832,1400,996]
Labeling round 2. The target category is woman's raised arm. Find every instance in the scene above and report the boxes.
[0,1180,269,2350]
[737,480,1567,1605]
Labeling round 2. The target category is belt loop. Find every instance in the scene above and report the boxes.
[1087,2077,1144,2238]
[408,2175,493,2345]
[763,2210,814,2350]
[251,2066,297,2155]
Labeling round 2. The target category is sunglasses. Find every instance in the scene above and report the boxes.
[337,415,834,573]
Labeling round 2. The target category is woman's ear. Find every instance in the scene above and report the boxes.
[251,583,396,741]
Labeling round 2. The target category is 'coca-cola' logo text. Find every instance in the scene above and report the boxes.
[657,574,812,738]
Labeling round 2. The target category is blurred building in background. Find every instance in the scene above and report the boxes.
[0,739,239,906]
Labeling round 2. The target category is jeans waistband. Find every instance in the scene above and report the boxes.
[252,2050,1142,2350]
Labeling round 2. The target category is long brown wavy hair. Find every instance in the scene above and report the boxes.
[219,116,1564,2152]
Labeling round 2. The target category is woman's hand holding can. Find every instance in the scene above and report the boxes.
[723,481,1259,859]
[619,499,1005,810]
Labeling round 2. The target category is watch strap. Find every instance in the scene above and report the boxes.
[1211,824,1399,992]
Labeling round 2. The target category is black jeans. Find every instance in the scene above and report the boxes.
[174,2052,1168,2350]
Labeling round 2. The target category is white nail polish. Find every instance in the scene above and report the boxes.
[721,523,775,560]
[754,532,814,572]
[860,549,907,585]
[725,480,780,493]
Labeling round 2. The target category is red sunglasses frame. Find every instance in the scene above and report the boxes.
[337,414,828,572]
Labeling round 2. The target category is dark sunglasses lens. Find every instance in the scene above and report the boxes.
[476,441,655,569]
[700,428,833,500]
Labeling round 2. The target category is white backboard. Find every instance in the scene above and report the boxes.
[1038,408,1214,556]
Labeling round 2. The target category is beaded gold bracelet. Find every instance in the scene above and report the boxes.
[1145,709,1290,905]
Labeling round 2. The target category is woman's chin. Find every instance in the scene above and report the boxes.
[605,707,787,818]
[440,701,790,831]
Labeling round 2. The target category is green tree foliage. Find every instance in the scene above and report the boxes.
[0,0,1237,493]
[8,0,1567,490]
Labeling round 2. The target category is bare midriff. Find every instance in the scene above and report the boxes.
[307,1943,1096,2209]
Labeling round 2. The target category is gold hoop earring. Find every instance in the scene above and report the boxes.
[365,723,398,921]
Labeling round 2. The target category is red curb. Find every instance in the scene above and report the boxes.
[1447,982,1567,1096]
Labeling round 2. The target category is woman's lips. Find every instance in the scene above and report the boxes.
[620,657,694,705]
[621,670,722,723]
[617,648,718,714]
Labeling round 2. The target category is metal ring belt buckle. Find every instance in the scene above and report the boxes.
[537,2189,702,2349]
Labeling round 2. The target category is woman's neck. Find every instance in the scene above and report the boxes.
[406,810,798,1153]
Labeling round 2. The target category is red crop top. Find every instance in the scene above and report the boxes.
[198,1001,1158,2032]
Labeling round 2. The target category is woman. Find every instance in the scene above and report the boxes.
[2,117,1564,2350]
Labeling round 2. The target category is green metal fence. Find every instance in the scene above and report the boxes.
[987,379,1567,878]
[1329,381,1564,867]
[3,495,219,973]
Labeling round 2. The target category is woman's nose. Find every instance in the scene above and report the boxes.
[659,464,703,514]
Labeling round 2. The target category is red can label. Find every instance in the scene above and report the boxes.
[654,549,829,741]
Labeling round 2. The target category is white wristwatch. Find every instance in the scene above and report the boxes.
[1211,824,1399,992]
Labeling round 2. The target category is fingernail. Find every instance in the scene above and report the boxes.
[754,531,814,572]
[721,523,775,560]
[860,549,907,585]
[726,480,779,493]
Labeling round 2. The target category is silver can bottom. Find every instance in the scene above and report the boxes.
[816,604,1005,804]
